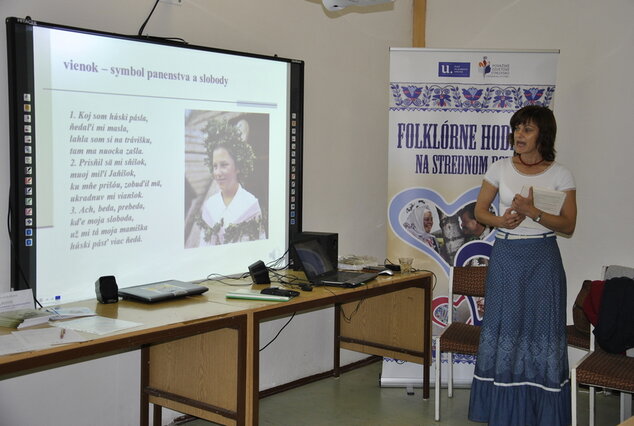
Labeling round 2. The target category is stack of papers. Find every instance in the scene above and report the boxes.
[51,316,142,335]
[0,309,52,329]
[521,185,566,215]
[46,307,96,321]
[0,327,86,356]
[521,186,567,229]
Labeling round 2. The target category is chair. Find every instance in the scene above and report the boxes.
[567,325,590,351]
[571,265,634,426]
[571,329,634,425]
[434,265,487,421]
[567,279,591,351]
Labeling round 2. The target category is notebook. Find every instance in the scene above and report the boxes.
[291,238,378,288]
[118,280,208,303]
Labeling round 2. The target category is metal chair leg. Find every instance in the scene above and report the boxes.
[448,351,453,398]
[620,392,632,423]
[589,386,595,426]
[434,337,441,421]
[571,365,578,426]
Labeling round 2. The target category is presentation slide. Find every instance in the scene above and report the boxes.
[29,27,291,304]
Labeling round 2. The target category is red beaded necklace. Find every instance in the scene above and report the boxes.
[518,154,544,167]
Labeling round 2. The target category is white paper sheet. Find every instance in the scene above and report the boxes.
[12,327,86,350]
[0,289,35,313]
[51,316,142,335]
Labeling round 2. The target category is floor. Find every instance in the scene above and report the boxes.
[176,361,623,426]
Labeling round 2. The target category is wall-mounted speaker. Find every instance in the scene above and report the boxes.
[95,275,119,304]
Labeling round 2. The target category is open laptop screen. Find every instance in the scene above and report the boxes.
[292,239,335,278]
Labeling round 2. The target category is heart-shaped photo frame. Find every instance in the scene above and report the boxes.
[389,186,497,276]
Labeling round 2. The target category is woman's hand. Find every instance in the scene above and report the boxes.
[511,186,540,223]
[475,180,527,229]
[510,187,578,235]
[500,208,526,229]
[511,187,538,219]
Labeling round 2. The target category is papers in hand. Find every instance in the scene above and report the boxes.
[521,186,566,215]
[521,186,566,229]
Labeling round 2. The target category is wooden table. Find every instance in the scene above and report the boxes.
[203,271,433,425]
[0,295,248,425]
[1,271,432,426]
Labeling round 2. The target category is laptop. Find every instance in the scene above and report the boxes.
[118,279,208,303]
[291,238,378,288]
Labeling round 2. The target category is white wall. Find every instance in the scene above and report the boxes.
[426,0,634,316]
[0,1,412,425]
[0,351,142,426]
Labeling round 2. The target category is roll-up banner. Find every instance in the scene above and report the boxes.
[383,48,559,387]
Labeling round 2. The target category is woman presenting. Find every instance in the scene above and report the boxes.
[198,119,264,245]
[468,105,577,426]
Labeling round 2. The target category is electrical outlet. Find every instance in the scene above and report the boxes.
[159,0,183,5]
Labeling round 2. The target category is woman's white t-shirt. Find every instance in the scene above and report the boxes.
[484,157,575,235]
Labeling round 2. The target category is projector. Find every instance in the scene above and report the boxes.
[322,0,394,11]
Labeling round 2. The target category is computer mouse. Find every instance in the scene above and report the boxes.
[378,269,394,276]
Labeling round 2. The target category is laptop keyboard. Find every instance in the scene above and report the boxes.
[336,271,377,283]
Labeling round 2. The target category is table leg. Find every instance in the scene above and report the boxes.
[251,316,260,426]
[152,404,162,426]
[140,346,150,426]
[423,284,431,399]
[334,303,341,377]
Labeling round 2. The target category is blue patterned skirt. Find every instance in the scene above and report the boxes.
[468,234,571,426]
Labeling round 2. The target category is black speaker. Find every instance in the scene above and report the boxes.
[95,275,119,304]
[248,260,271,284]
[291,231,338,270]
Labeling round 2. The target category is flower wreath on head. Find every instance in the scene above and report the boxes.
[202,118,255,182]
